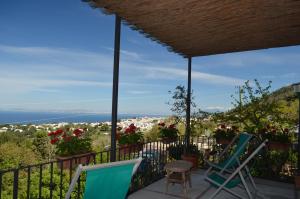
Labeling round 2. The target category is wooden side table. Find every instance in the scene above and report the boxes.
[164,160,193,198]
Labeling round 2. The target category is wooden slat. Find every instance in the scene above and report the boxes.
[86,0,300,57]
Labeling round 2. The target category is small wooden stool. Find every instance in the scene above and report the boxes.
[164,160,193,198]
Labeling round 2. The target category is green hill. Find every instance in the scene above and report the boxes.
[217,81,299,132]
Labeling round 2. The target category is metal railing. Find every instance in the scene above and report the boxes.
[0,135,297,199]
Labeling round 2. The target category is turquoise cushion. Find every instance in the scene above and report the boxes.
[83,163,135,199]
[208,172,241,189]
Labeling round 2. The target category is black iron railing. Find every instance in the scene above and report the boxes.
[0,135,297,199]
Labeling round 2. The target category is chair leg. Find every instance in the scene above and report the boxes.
[182,172,187,198]
[239,172,252,199]
[188,172,192,188]
[165,171,170,194]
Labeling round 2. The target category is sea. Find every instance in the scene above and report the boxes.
[0,111,163,125]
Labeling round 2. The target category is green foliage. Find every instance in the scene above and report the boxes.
[0,143,38,170]
[0,165,83,199]
[33,130,55,161]
[144,125,160,142]
[260,126,291,143]
[99,123,110,131]
[250,149,294,180]
[215,80,296,134]
[190,109,214,136]
[168,85,196,123]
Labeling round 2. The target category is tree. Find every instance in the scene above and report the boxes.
[0,142,38,170]
[168,85,196,124]
[191,109,214,136]
[217,79,294,133]
[32,130,55,161]
[168,85,213,136]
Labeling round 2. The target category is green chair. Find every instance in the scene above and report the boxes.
[205,133,253,174]
[205,140,267,199]
[65,158,142,199]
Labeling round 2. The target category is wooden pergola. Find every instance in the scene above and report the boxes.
[85,0,300,162]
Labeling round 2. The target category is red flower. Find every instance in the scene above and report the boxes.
[48,131,54,136]
[73,128,83,137]
[158,122,165,127]
[53,129,64,135]
[129,124,136,130]
[125,128,133,134]
[124,124,137,134]
[169,124,176,129]
[50,137,59,144]
[220,124,226,129]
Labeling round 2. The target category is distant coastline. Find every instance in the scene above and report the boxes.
[0,111,165,125]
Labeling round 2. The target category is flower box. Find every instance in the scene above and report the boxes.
[267,141,290,151]
[213,124,237,145]
[161,137,177,144]
[117,124,144,156]
[57,152,96,169]
[216,138,231,145]
[295,175,300,189]
[119,143,143,155]
[158,123,179,144]
[48,128,93,169]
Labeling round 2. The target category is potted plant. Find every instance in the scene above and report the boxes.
[181,144,202,169]
[48,128,94,169]
[261,126,291,151]
[168,144,202,169]
[158,122,178,144]
[117,123,143,155]
[213,124,237,145]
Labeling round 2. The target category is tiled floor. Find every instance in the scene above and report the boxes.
[129,170,295,199]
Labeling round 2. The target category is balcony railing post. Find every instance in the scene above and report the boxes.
[13,169,19,199]
[111,14,122,162]
[297,92,300,173]
[0,172,2,199]
[185,57,192,153]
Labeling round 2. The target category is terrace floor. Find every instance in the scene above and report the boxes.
[129,170,296,199]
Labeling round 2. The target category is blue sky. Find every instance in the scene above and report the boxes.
[0,0,299,115]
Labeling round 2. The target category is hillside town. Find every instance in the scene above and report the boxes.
[0,116,166,134]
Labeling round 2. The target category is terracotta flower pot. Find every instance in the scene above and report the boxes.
[295,175,300,189]
[161,137,177,144]
[216,139,231,145]
[268,141,290,151]
[181,154,198,169]
[56,152,96,169]
[119,143,143,155]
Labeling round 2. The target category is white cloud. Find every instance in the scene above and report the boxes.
[104,47,141,60]
[204,106,230,111]
[142,67,245,86]
[127,90,151,95]
[0,76,112,93]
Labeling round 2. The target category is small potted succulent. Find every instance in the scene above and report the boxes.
[158,122,179,144]
[48,128,94,169]
[213,124,238,145]
[117,123,144,155]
